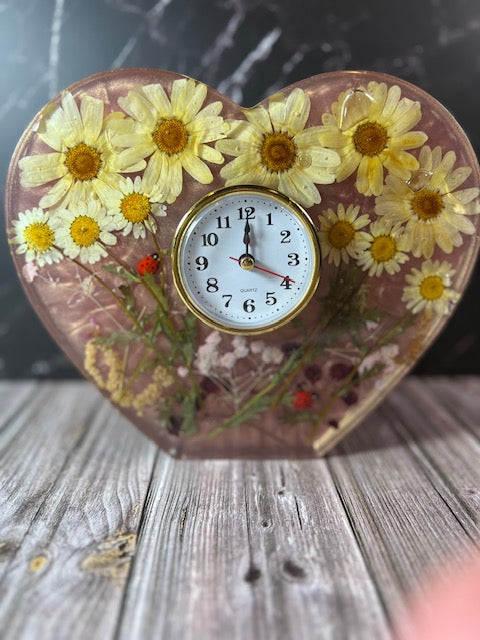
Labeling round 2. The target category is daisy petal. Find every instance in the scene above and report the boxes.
[80,95,104,144]
[390,131,428,150]
[166,158,183,203]
[198,144,224,164]
[244,105,272,132]
[285,88,310,133]
[183,82,209,122]
[118,90,156,127]
[269,92,287,130]
[182,153,213,184]
[220,153,259,181]
[39,175,73,208]
[142,83,171,116]
[61,92,82,137]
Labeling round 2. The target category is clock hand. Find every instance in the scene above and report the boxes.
[229,256,296,283]
[243,220,251,257]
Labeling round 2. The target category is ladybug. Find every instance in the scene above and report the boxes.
[137,253,160,276]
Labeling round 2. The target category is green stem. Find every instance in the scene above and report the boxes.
[69,253,184,390]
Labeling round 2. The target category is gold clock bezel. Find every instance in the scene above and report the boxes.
[171,184,321,335]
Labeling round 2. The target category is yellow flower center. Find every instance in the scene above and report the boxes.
[328,220,355,249]
[420,275,444,301]
[64,143,102,181]
[260,132,297,173]
[152,118,188,155]
[352,121,388,156]
[70,215,100,247]
[24,222,55,252]
[120,193,151,223]
[411,189,444,220]
[370,235,396,262]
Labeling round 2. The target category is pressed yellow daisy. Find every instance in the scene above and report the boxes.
[375,145,480,258]
[52,199,118,264]
[95,173,167,239]
[112,78,228,204]
[216,88,341,208]
[317,82,428,196]
[356,219,410,277]
[317,203,371,266]
[11,207,62,266]
[19,92,142,209]
[402,259,459,315]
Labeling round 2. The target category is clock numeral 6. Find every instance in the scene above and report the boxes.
[243,299,255,313]
[206,278,219,293]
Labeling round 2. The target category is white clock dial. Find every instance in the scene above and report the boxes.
[172,185,321,334]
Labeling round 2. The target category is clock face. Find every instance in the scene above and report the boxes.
[172,185,321,334]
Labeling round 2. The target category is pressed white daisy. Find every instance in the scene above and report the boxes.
[216,88,341,208]
[317,82,428,196]
[52,199,118,264]
[356,219,410,277]
[375,145,480,259]
[317,203,371,266]
[19,92,142,209]
[11,207,62,266]
[402,259,459,315]
[112,78,228,204]
[95,172,167,239]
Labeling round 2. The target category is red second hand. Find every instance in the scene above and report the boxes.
[229,257,296,283]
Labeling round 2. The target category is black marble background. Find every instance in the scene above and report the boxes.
[1,0,479,378]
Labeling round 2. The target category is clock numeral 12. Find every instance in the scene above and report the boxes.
[238,206,255,220]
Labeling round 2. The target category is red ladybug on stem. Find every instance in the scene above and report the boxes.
[137,253,160,276]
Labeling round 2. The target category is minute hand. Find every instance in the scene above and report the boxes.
[229,257,296,283]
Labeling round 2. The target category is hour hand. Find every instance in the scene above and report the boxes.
[243,220,251,255]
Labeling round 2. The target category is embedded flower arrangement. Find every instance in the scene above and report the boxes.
[6,69,480,458]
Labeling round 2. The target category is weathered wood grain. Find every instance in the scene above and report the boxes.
[0,382,157,640]
[0,378,479,640]
[116,457,390,640]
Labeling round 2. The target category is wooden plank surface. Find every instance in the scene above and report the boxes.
[0,378,479,640]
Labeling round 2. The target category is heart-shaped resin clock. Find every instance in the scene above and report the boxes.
[5,69,480,458]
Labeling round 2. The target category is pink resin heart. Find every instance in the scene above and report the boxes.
[5,69,480,458]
